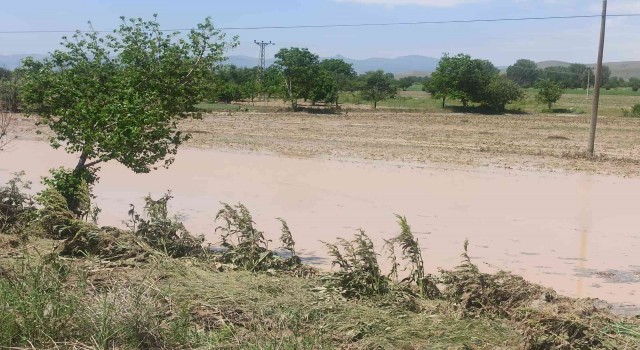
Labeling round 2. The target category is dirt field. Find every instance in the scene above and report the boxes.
[178,111,640,177]
[11,110,640,176]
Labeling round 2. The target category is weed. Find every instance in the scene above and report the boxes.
[131,192,204,258]
[0,171,35,235]
[214,203,304,273]
[385,215,440,298]
[322,230,389,298]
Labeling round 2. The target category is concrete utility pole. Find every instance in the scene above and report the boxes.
[254,40,275,76]
[587,0,607,157]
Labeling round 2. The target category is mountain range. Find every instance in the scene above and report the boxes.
[2,54,639,79]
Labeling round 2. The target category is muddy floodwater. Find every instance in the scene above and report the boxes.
[1,140,639,312]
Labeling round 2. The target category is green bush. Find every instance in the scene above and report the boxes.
[41,167,96,218]
[623,103,640,118]
[0,171,35,235]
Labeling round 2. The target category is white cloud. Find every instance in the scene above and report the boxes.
[334,0,488,8]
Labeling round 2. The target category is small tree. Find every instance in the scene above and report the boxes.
[535,79,564,111]
[482,76,524,112]
[397,76,415,91]
[361,70,396,109]
[20,16,237,179]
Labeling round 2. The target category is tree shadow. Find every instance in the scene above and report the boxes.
[445,105,528,115]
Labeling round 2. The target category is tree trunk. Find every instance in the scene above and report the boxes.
[75,151,89,173]
[548,102,552,111]
[373,100,377,109]
[442,97,446,108]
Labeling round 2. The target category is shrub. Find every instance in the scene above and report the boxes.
[129,192,204,258]
[622,103,640,118]
[41,167,96,218]
[0,171,35,235]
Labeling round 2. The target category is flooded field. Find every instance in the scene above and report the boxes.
[2,140,639,313]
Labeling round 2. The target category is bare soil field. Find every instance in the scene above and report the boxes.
[177,111,640,176]
[11,110,640,176]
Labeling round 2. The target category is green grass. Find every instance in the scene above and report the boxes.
[196,102,245,111]
[562,87,640,96]
[340,88,639,117]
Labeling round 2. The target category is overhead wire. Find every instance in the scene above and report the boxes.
[0,13,639,34]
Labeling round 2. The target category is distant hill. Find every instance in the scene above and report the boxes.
[536,60,640,79]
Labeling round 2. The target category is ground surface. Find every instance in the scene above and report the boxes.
[179,110,640,177]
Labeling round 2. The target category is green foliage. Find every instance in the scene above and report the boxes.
[215,203,302,272]
[309,70,338,105]
[322,230,389,298]
[506,59,539,88]
[0,70,20,113]
[428,53,499,107]
[535,79,564,110]
[622,103,640,118]
[41,167,95,218]
[0,171,34,235]
[319,58,357,106]
[20,15,237,174]
[129,192,204,257]
[397,76,416,91]
[274,47,320,110]
[482,75,525,111]
[360,70,397,109]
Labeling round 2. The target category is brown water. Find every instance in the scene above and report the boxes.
[1,141,639,311]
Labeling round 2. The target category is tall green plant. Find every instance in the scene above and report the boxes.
[323,230,389,298]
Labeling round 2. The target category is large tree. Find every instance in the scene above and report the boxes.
[360,70,396,109]
[20,16,236,175]
[506,59,539,88]
[319,58,356,107]
[273,47,320,110]
[427,53,498,107]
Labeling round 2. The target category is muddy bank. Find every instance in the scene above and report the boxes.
[1,140,639,314]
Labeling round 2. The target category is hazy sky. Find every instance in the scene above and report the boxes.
[1,0,639,65]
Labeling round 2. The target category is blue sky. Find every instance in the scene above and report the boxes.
[1,0,639,65]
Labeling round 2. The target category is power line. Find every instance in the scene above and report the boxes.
[0,13,639,34]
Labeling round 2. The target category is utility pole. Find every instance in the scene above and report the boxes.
[587,0,607,157]
[254,40,275,77]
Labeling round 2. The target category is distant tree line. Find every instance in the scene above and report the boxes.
[206,47,404,110]
[506,59,640,91]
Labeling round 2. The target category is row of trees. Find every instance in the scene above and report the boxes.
[506,59,640,91]
[207,47,400,109]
